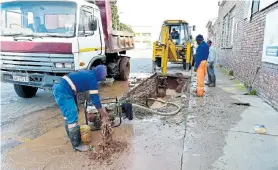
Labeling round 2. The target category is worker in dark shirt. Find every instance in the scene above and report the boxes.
[52,65,109,152]
[194,34,209,97]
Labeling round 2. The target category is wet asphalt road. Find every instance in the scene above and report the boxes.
[0,49,153,154]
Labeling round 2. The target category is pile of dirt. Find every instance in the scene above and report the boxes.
[89,121,128,163]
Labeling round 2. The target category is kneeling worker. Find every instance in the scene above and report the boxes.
[52,65,109,152]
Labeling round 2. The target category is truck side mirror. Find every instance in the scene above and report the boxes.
[193,25,196,31]
[89,18,98,31]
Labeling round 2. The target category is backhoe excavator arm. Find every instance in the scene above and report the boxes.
[160,26,169,76]
[152,26,180,76]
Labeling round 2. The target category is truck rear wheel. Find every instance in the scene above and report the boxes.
[14,84,38,98]
[119,56,130,81]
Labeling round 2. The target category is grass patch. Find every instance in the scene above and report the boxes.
[244,82,249,87]
[233,79,241,84]
[228,70,234,76]
[219,66,229,76]
[234,83,246,92]
[245,89,257,95]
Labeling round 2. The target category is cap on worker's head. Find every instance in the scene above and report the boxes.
[207,40,212,44]
[94,65,107,81]
[195,34,204,42]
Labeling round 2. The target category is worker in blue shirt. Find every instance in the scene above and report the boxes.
[194,34,209,97]
[171,28,180,39]
[52,65,109,152]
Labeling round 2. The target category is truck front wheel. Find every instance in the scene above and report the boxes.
[14,84,38,98]
[119,56,130,81]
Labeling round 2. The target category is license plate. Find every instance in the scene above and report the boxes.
[13,76,29,82]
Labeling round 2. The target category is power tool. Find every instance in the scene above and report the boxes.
[84,97,133,131]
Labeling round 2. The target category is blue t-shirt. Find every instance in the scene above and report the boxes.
[195,41,209,69]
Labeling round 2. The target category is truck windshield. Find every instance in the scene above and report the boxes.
[1,1,77,37]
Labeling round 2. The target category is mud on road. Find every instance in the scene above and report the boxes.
[0,53,153,155]
[1,65,261,170]
[1,72,192,170]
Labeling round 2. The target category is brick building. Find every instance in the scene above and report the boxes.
[207,0,278,109]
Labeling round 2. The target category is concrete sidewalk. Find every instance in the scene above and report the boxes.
[182,66,278,170]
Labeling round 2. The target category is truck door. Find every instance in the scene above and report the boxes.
[77,6,102,69]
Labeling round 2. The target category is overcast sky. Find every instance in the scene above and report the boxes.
[117,0,219,39]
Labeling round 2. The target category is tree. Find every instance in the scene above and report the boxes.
[111,1,133,32]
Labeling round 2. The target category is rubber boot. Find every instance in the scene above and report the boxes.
[68,125,90,152]
[208,83,215,87]
[209,75,216,87]
[64,118,69,137]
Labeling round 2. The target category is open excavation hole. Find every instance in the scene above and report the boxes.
[120,72,190,117]
[85,73,190,164]
[84,72,189,125]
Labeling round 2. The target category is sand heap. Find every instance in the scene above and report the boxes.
[89,121,128,163]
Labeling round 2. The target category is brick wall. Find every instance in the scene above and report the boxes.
[210,1,278,110]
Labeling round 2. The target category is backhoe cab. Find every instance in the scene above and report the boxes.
[152,20,195,75]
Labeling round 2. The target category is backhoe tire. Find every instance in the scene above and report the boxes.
[119,56,130,81]
[155,58,161,67]
[14,84,38,98]
[182,59,187,70]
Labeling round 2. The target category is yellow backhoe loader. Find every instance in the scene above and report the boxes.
[152,20,195,75]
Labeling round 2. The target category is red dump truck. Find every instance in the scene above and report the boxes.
[0,0,134,98]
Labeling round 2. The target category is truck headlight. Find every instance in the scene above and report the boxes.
[55,63,63,68]
[64,63,73,68]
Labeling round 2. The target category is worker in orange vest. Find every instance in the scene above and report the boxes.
[194,34,209,97]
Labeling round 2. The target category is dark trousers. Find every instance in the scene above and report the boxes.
[207,64,216,85]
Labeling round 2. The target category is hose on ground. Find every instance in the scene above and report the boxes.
[131,98,181,116]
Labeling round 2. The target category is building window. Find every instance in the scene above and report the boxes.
[217,22,220,47]
[221,14,228,48]
[221,6,235,48]
[251,0,260,14]
[229,7,235,46]
[142,33,151,37]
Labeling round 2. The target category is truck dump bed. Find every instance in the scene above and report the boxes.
[94,0,134,53]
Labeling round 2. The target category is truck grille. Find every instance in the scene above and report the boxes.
[0,52,74,73]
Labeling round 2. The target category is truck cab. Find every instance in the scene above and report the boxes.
[0,0,134,98]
